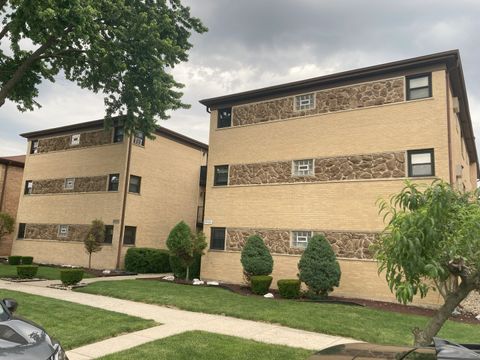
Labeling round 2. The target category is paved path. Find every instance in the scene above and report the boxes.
[0,279,359,359]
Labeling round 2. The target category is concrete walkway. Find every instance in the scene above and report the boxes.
[0,279,359,359]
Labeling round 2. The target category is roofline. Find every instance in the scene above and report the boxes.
[0,157,25,168]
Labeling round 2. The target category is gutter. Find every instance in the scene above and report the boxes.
[446,73,454,185]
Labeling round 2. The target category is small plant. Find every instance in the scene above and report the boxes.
[298,235,341,298]
[250,275,273,295]
[240,235,273,281]
[21,256,34,265]
[84,219,105,269]
[17,265,38,279]
[0,212,14,242]
[60,269,84,286]
[8,256,21,265]
[277,279,301,299]
[124,248,171,273]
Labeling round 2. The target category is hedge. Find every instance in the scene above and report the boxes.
[251,275,273,295]
[169,254,201,280]
[21,256,34,265]
[17,265,38,279]
[277,279,301,299]
[60,269,84,286]
[8,256,21,265]
[124,248,171,273]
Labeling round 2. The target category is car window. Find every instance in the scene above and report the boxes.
[0,304,8,321]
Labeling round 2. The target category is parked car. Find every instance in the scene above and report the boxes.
[309,338,480,359]
[0,298,68,359]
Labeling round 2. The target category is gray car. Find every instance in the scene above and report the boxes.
[0,298,68,360]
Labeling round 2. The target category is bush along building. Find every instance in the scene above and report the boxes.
[12,118,207,269]
[199,50,478,306]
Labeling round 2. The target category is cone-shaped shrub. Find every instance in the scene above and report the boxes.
[240,235,273,280]
[298,234,341,298]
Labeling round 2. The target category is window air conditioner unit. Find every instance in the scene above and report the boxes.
[452,97,460,114]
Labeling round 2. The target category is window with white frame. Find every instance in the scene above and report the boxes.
[71,134,80,146]
[292,231,312,248]
[58,225,69,237]
[293,159,314,176]
[30,140,39,154]
[64,178,75,190]
[133,131,145,146]
[294,93,315,111]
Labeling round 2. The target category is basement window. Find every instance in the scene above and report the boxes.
[293,159,314,176]
[70,134,81,146]
[217,108,232,128]
[30,140,39,154]
[294,93,315,111]
[108,174,120,191]
[210,227,226,250]
[214,165,229,186]
[17,223,26,239]
[24,181,33,195]
[292,231,312,248]
[408,149,435,177]
[64,178,75,190]
[406,74,432,100]
[58,225,69,238]
[123,226,136,245]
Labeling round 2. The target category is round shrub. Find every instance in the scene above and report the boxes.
[169,254,201,280]
[21,256,34,265]
[125,248,171,273]
[8,256,21,265]
[17,265,38,279]
[298,235,341,298]
[60,269,84,286]
[277,279,301,299]
[251,275,273,295]
[240,235,273,280]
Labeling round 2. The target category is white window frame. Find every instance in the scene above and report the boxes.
[292,159,314,176]
[133,131,145,146]
[70,134,81,146]
[291,231,312,248]
[25,181,33,194]
[58,225,69,237]
[294,93,315,111]
[31,140,39,154]
[64,178,75,190]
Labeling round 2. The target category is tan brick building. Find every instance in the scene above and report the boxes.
[199,50,478,306]
[11,119,207,269]
[0,155,25,256]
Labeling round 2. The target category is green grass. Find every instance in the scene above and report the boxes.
[0,263,93,280]
[99,331,312,360]
[0,289,155,350]
[78,280,480,346]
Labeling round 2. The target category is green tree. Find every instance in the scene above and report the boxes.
[374,181,480,346]
[0,0,207,136]
[298,234,341,298]
[0,212,14,242]
[240,235,273,281]
[84,219,105,269]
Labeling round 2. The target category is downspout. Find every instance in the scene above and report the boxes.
[116,136,132,269]
[0,163,9,212]
[446,72,454,185]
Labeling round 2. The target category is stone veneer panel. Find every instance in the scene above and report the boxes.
[24,223,90,242]
[31,176,108,194]
[232,78,404,126]
[37,129,113,153]
[226,228,377,259]
[229,151,405,186]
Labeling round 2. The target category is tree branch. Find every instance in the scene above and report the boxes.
[0,20,10,41]
[0,0,8,12]
[37,48,86,60]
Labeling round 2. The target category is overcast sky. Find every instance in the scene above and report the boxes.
[1,0,480,156]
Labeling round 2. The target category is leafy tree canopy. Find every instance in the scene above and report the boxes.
[0,212,14,240]
[0,0,207,135]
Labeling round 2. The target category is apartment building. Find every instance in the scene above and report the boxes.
[199,50,478,306]
[0,155,25,256]
[11,118,207,269]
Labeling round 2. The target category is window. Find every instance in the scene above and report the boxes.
[210,227,226,250]
[64,178,75,190]
[129,175,141,193]
[408,149,435,177]
[217,108,232,128]
[108,174,120,191]
[295,93,315,111]
[104,225,113,244]
[293,159,314,176]
[406,74,432,100]
[71,134,80,146]
[30,140,39,154]
[58,225,69,237]
[214,165,229,186]
[123,226,136,245]
[113,126,124,143]
[292,231,312,248]
[133,131,145,146]
[24,180,33,195]
[17,223,26,239]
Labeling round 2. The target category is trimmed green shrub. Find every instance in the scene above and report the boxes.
[60,269,84,286]
[298,235,341,298]
[240,235,273,280]
[21,256,33,265]
[169,254,201,280]
[277,279,301,299]
[124,248,171,273]
[17,265,38,279]
[8,256,21,265]
[251,275,273,295]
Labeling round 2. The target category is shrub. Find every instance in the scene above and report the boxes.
[277,279,301,299]
[60,269,84,286]
[8,256,21,265]
[298,235,341,298]
[169,253,201,280]
[124,248,171,273]
[17,265,38,279]
[240,235,273,280]
[21,256,34,265]
[251,275,273,295]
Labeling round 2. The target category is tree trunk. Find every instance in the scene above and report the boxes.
[413,280,473,346]
[186,266,190,281]
[88,253,92,270]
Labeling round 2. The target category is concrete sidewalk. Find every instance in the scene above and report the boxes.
[0,280,359,359]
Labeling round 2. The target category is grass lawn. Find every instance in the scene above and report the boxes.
[99,331,312,360]
[0,289,155,350]
[0,263,93,280]
[78,280,480,346]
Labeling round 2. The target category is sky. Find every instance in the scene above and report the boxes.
[1,0,480,156]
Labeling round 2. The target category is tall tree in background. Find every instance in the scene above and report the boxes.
[0,212,14,243]
[0,0,207,135]
[374,181,480,346]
